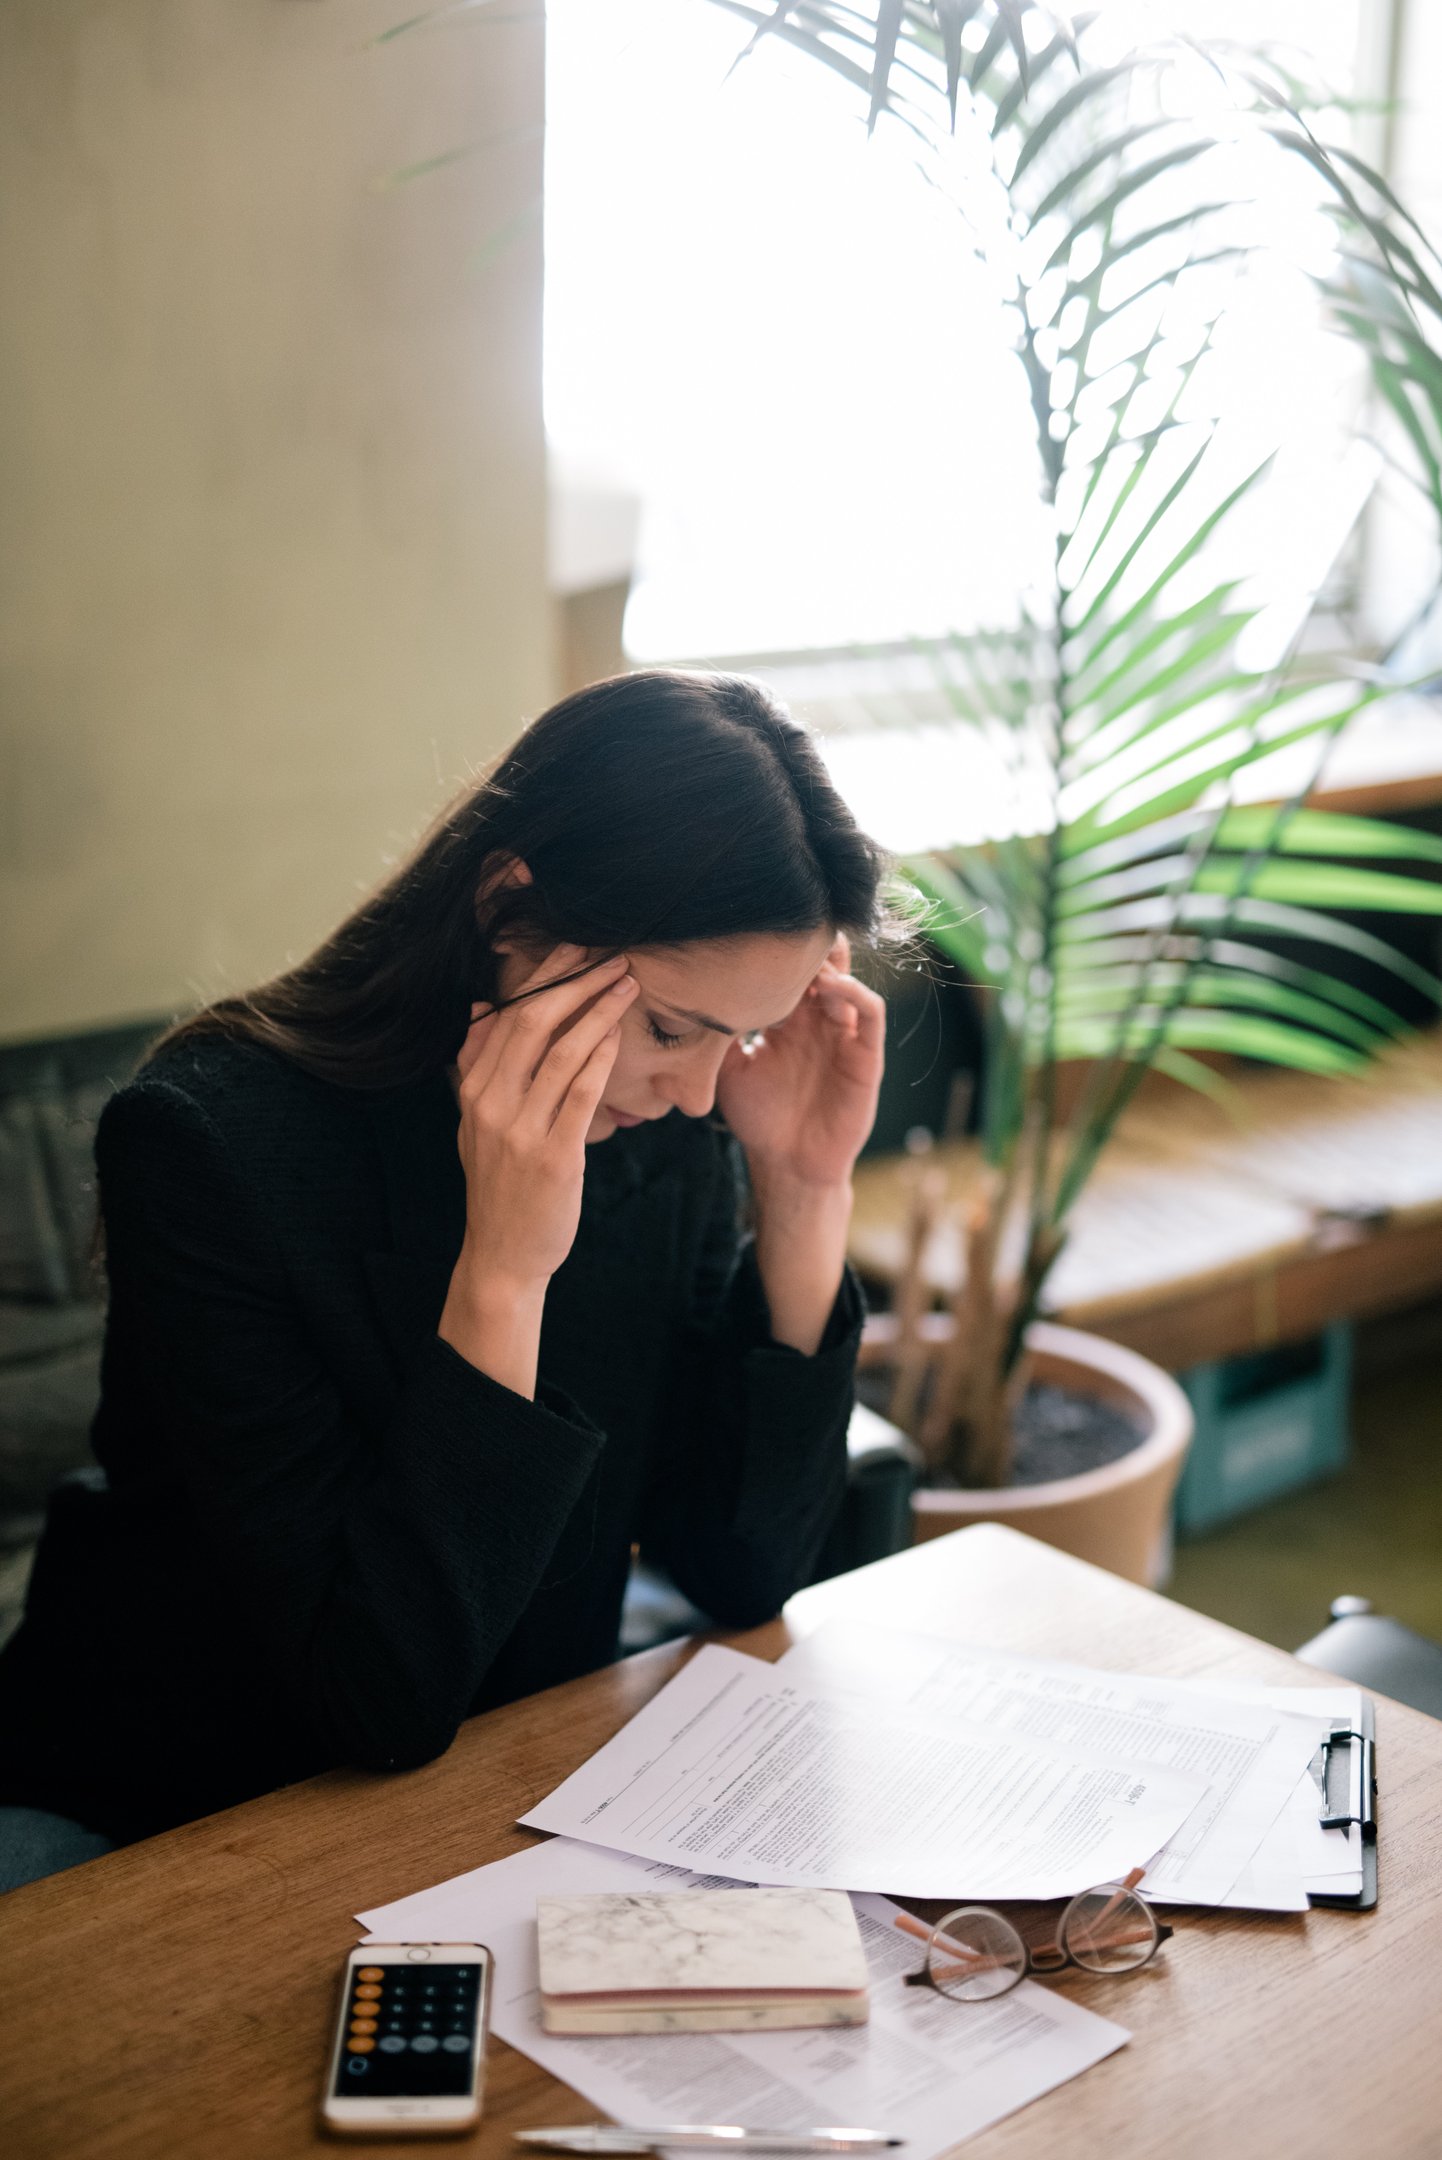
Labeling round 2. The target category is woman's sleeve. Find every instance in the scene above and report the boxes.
[95,1080,606,1773]
[637,1131,863,1626]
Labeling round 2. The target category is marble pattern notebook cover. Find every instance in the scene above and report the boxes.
[537,1888,870,2034]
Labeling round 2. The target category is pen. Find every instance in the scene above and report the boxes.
[515,2128,903,2153]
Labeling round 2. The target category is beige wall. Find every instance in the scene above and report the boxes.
[0,0,550,1042]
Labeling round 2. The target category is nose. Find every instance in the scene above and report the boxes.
[660,1045,726,1120]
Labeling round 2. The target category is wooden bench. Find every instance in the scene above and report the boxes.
[849,1030,1442,1372]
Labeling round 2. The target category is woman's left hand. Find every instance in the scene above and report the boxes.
[716,937,885,1191]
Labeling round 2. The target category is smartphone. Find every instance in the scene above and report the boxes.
[320,1942,493,2138]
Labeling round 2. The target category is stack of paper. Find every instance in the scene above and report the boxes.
[517,1633,1344,1910]
[354,1628,1359,2154]
[776,1624,1362,1908]
[1163,1671,1365,1903]
[359,1840,1131,2158]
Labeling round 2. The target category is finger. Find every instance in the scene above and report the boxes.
[520,973,638,1127]
[466,952,628,1100]
[816,972,885,1054]
[456,1003,496,1085]
[462,953,586,1097]
[819,997,860,1040]
[516,943,597,995]
[470,943,594,1090]
[551,1023,623,1144]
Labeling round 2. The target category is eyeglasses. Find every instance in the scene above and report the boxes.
[897,1869,1172,2002]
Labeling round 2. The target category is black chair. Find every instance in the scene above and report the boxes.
[1295,1596,1442,1720]
[0,1021,163,1650]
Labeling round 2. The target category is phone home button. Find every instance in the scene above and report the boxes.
[405,1946,432,1962]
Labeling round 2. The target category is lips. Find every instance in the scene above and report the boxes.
[607,1109,645,1128]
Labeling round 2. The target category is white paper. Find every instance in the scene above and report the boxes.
[1155,1674,1365,1893]
[1216,1807,1304,1909]
[1290,1765,1362,1885]
[519,1644,1204,1901]
[1257,1684,1363,1887]
[777,1625,1330,1911]
[358,1837,1130,2158]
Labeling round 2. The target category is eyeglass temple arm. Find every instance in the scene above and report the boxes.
[895,1911,993,1972]
[894,1880,1167,1979]
[1080,1866,1149,1933]
[894,1868,1150,1952]
[896,1911,991,1983]
[1064,1866,1154,1956]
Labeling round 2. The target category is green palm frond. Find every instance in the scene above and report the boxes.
[702,2,1442,1366]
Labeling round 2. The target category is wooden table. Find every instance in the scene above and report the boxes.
[2,1525,1439,2160]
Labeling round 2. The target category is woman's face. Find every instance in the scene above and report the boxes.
[589,930,835,1140]
[495,929,835,1142]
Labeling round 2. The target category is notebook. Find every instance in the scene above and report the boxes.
[536,1887,870,2034]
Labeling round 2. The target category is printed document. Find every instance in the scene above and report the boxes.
[778,1624,1331,1909]
[518,1643,1204,1900]
[358,1837,1130,2157]
[1165,1676,1365,1896]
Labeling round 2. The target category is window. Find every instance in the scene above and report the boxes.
[546,1,1375,674]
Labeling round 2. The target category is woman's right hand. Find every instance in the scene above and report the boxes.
[439,947,637,1395]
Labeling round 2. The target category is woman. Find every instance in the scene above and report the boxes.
[0,669,890,1864]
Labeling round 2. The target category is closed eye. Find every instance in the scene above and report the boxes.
[647,1014,769,1051]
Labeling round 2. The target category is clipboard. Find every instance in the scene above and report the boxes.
[1306,1695,1378,1911]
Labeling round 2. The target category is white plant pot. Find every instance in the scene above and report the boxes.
[858,1316,1194,1587]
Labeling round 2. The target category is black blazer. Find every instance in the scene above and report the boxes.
[0,1039,861,1841]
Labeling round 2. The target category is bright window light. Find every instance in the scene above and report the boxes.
[545,1,1368,672]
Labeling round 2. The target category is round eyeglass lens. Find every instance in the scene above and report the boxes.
[925,1908,1026,2001]
[1060,1884,1160,1974]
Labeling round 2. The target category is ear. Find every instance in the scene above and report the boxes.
[475,853,533,898]
[474,854,534,950]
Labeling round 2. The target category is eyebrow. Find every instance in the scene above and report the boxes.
[648,998,738,1038]
[648,993,800,1038]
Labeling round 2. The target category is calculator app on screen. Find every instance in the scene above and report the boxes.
[334,1960,482,2098]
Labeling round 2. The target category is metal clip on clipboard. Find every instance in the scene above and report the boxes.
[1319,1725,1377,1840]
[1308,1701,1379,1910]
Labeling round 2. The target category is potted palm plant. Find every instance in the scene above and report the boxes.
[708,0,1442,1579]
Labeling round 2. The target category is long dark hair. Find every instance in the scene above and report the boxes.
[156,669,893,1090]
